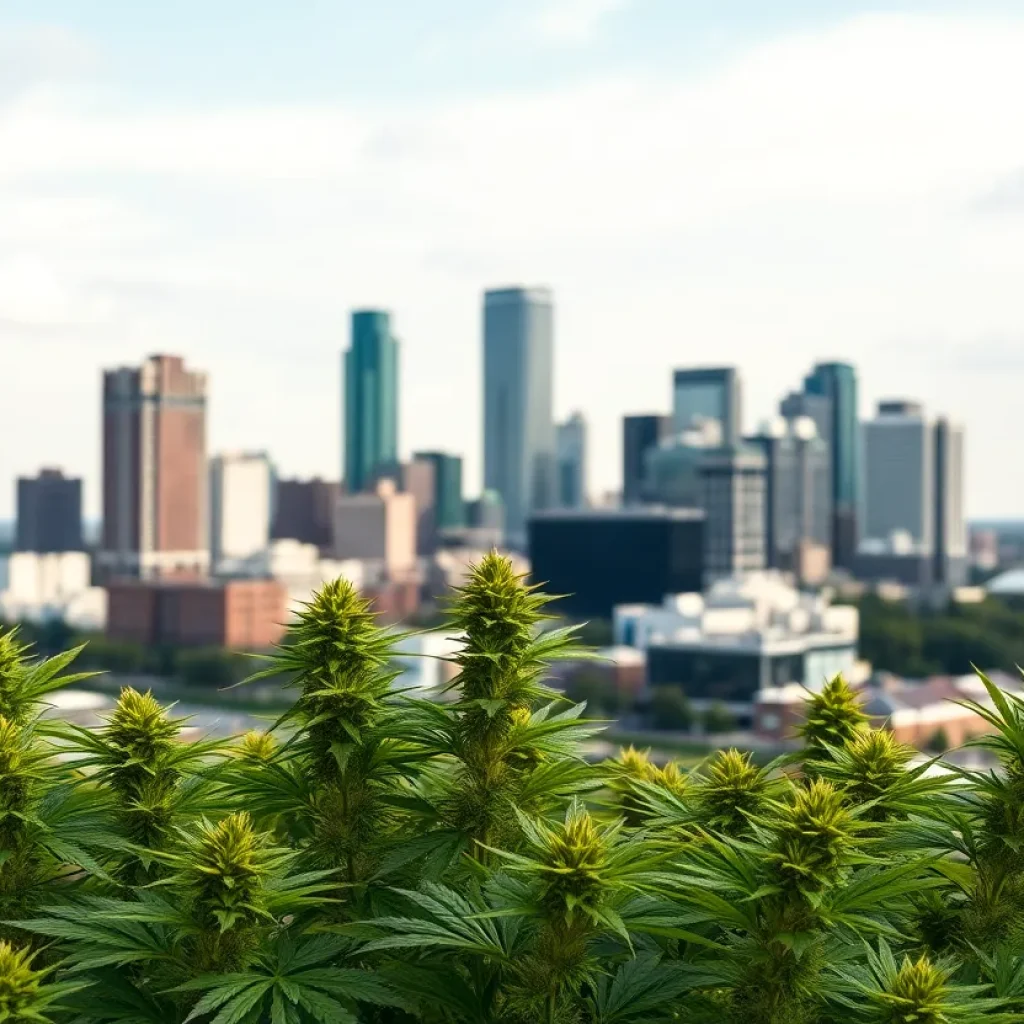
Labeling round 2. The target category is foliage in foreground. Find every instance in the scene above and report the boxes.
[0,556,1022,1023]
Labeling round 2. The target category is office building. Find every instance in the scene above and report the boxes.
[858,401,966,587]
[614,572,859,715]
[859,400,932,583]
[106,577,286,650]
[333,479,416,576]
[699,444,767,585]
[622,414,671,505]
[343,310,399,493]
[401,458,436,555]
[556,412,587,508]
[461,490,505,549]
[483,287,556,547]
[748,418,831,582]
[673,367,742,445]
[98,354,208,580]
[413,452,465,531]
[802,362,859,569]
[0,550,104,629]
[271,478,339,550]
[209,452,272,570]
[780,390,832,452]
[644,417,722,509]
[528,507,704,620]
[15,469,83,553]
[934,416,967,585]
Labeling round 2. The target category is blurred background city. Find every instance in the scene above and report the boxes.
[4,3,1024,765]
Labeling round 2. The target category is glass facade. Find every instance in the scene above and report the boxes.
[622,414,670,505]
[528,511,704,620]
[804,362,859,567]
[648,643,855,703]
[344,311,399,493]
[483,288,556,546]
[673,368,742,445]
[413,451,465,530]
[556,412,587,508]
[647,648,762,703]
[699,445,766,583]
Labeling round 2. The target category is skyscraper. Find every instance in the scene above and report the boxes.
[622,414,671,505]
[862,401,932,553]
[98,354,208,579]
[698,444,767,585]
[556,412,587,508]
[15,469,83,553]
[673,367,742,445]
[860,403,967,586]
[483,287,555,547]
[344,310,399,494]
[934,417,967,585]
[803,361,859,569]
[749,418,831,580]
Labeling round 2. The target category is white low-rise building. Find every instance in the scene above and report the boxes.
[613,572,860,714]
[0,551,106,630]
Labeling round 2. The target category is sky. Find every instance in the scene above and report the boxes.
[3,1,1024,519]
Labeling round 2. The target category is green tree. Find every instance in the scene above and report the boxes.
[176,648,243,687]
[702,701,735,734]
[649,685,693,731]
[926,726,950,754]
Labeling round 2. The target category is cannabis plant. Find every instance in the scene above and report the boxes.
[2,558,1023,1024]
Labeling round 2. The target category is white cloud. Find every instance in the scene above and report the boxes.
[529,0,631,46]
[3,12,1024,516]
[0,23,97,97]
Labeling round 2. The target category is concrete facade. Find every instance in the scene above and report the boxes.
[333,479,416,576]
[209,452,272,569]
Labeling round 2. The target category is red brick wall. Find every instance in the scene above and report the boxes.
[174,586,227,647]
[155,405,205,554]
[222,580,286,649]
[106,582,156,644]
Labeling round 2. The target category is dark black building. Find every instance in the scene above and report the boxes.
[646,643,853,705]
[622,414,671,505]
[528,507,704,620]
[15,469,83,553]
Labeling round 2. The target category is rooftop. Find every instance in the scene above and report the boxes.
[530,504,704,522]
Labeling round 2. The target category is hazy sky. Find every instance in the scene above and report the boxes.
[3,1,1024,519]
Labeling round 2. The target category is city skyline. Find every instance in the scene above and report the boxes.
[0,322,990,529]
[5,6,1024,517]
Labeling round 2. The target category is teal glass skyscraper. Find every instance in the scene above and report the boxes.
[343,310,399,493]
[804,361,859,569]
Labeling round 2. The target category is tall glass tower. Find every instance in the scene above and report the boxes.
[672,367,743,445]
[343,310,399,493]
[804,361,859,568]
[483,287,555,548]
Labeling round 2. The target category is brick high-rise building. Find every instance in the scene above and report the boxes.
[98,355,209,580]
